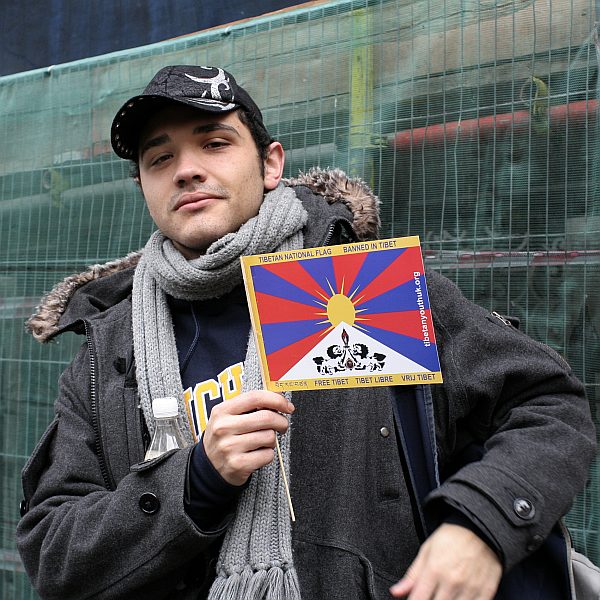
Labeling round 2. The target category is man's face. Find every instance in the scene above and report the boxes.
[137,105,284,258]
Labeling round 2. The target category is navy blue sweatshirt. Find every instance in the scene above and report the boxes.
[169,286,251,531]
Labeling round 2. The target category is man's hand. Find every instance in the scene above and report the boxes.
[389,523,502,599]
[202,391,294,486]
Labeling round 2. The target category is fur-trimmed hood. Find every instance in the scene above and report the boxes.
[27,167,380,343]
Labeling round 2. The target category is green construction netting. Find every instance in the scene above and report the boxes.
[1,0,599,597]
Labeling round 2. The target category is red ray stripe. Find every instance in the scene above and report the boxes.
[361,310,436,343]
[256,292,324,324]
[356,246,424,304]
[267,328,328,381]
[262,261,328,299]
[333,252,368,296]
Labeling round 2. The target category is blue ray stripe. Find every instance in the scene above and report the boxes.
[250,265,323,307]
[350,248,408,295]
[363,325,440,372]
[299,256,337,295]
[359,278,430,313]
[262,319,327,354]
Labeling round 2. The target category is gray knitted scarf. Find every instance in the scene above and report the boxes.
[131,184,307,600]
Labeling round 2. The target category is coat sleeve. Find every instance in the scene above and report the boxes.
[424,270,597,571]
[16,344,223,600]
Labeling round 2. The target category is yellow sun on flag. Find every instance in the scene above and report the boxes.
[326,294,356,326]
[314,278,369,334]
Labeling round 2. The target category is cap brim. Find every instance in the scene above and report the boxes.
[111,94,239,159]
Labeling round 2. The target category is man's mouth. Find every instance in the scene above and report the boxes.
[173,192,223,212]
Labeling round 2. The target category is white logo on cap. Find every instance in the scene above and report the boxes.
[185,68,236,111]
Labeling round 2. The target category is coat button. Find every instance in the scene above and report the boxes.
[513,498,535,520]
[379,426,390,438]
[139,492,160,514]
[19,499,29,517]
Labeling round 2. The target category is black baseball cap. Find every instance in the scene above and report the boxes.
[111,65,268,159]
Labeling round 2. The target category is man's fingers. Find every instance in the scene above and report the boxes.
[390,571,440,600]
[217,429,279,454]
[211,390,294,417]
[205,429,282,485]
[210,409,290,438]
[390,524,502,600]
[390,559,419,597]
[221,446,278,477]
[245,408,290,434]
[389,577,412,598]
[203,391,294,485]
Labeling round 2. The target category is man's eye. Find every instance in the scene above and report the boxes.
[150,154,171,166]
[205,140,229,149]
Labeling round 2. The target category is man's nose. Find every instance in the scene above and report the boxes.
[173,152,206,187]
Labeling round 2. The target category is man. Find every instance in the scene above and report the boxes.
[17,65,596,600]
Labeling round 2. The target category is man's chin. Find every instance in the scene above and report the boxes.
[168,221,242,258]
[172,232,228,259]
[171,239,210,260]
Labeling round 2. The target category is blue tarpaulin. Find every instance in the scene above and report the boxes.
[0,0,298,76]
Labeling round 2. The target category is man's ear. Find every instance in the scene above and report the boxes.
[263,142,285,191]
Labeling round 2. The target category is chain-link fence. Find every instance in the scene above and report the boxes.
[1,0,598,596]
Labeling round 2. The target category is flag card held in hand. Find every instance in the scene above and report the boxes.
[241,236,442,391]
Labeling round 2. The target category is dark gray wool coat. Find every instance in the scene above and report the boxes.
[17,169,596,600]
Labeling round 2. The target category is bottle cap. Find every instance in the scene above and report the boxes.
[151,396,179,418]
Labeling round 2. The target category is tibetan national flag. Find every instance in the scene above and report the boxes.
[241,236,442,391]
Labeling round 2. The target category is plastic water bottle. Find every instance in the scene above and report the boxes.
[144,397,189,461]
